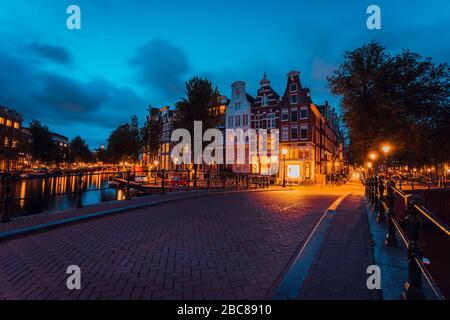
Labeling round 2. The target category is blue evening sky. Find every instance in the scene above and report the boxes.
[0,0,449,147]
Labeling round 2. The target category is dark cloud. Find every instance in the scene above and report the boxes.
[33,74,108,114]
[29,42,71,64]
[0,49,145,147]
[130,39,190,104]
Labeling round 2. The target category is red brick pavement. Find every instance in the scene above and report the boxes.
[0,188,284,234]
[0,190,338,299]
[296,194,379,300]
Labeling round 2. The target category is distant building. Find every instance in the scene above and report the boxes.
[278,71,343,183]
[250,73,280,175]
[225,81,254,173]
[50,132,69,163]
[317,101,344,174]
[143,105,175,170]
[0,106,23,171]
[226,70,345,183]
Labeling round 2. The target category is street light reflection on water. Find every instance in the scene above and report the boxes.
[3,173,125,219]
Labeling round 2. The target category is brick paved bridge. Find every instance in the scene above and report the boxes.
[0,183,377,299]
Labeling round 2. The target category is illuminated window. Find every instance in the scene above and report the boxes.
[6,119,12,127]
[287,165,300,178]
[267,113,276,129]
[228,116,233,127]
[0,117,4,125]
[14,122,20,129]
[242,114,248,126]
[305,162,311,179]
[235,115,240,126]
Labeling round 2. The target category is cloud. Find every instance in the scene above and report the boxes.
[29,42,71,64]
[0,48,145,147]
[130,39,190,103]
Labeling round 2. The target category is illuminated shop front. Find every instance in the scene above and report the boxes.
[279,145,315,184]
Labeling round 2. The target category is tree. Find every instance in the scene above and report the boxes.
[106,116,142,170]
[68,136,92,166]
[172,77,223,184]
[141,107,162,159]
[93,147,108,164]
[27,120,54,165]
[328,41,450,165]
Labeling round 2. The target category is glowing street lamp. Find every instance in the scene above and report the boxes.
[369,152,377,161]
[281,148,288,188]
[382,144,391,155]
[381,144,392,177]
[153,160,159,184]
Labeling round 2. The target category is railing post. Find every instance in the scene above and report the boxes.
[370,177,375,205]
[373,177,380,212]
[403,195,425,300]
[235,174,238,190]
[161,169,166,195]
[385,179,398,247]
[193,167,197,188]
[76,172,83,208]
[186,169,191,191]
[246,175,249,189]
[206,172,210,189]
[125,170,131,200]
[1,175,11,222]
[377,179,385,223]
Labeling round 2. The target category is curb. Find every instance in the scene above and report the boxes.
[0,187,291,242]
[272,192,351,299]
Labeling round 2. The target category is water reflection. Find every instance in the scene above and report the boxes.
[2,173,124,218]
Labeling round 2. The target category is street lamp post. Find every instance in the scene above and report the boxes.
[153,160,159,184]
[368,152,377,177]
[381,144,391,178]
[367,161,373,178]
[282,148,288,188]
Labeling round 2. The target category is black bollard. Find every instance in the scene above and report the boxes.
[402,195,425,300]
[377,179,386,223]
[76,172,83,208]
[187,170,191,191]
[385,179,399,247]
[1,175,11,222]
[126,170,132,200]
[373,177,380,212]
[161,169,166,195]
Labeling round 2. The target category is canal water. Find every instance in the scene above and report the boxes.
[1,173,126,219]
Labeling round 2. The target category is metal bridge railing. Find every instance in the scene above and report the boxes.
[0,169,271,223]
[365,176,449,300]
